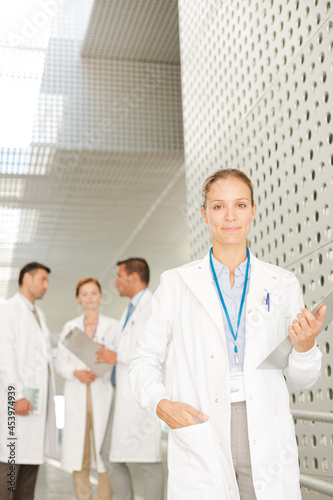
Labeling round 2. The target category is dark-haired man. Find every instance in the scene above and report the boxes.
[98,258,164,500]
[0,262,57,500]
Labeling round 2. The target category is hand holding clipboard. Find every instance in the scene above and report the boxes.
[258,288,332,370]
[63,327,113,377]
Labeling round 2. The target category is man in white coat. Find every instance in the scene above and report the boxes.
[0,262,57,500]
[98,258,164,500]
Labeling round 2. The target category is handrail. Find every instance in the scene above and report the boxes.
[300,474,333,496]
[292,410,333,424]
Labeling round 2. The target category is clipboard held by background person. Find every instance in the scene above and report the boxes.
[63,327,112,377]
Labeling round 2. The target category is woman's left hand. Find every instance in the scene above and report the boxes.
[95,346,117,364]
[288,305,327,352]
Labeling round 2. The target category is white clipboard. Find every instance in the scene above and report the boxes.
[22,386,42,414]
[257,288,333,370]
[63,327,112,377]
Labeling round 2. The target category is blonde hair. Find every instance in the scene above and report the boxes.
[201,168,254,208]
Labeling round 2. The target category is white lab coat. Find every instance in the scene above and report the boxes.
[129,252,323,500]
[0,293,57,464]
[55,313,119,472]
[109,289,162,463]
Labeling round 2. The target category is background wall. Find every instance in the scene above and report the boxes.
[178,0,333,497]
[0,0,189,334]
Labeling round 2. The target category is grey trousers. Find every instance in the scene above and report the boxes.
[100,390,164,500]
[231,401,257,500]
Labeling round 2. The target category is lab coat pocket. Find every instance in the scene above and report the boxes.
[258,304,271,316]
[274,414,299,485]
[168,421,222,490]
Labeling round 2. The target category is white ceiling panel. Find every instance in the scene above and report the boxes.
[82,0,181,64]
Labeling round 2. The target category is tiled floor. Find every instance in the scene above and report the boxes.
[35,459,78,500]
[34,441,168,499]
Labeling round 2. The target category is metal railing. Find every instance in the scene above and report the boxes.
[292,409,333,497]
[292,409,333,424]
[300,475,333,497]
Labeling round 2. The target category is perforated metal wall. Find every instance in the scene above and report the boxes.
[178,0,333,497]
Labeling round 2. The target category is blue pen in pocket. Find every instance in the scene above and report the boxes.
[266,292,270,312]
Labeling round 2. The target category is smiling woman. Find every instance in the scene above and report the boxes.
[129,168,326,500]
[201,170,256,284]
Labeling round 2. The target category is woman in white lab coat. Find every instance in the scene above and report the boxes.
[55,277,119,500]
[129,169,326,500]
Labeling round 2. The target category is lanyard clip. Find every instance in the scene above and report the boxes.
[234,342,239,365]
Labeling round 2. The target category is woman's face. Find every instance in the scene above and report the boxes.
[77,282,102,310]
[201,177,256,247]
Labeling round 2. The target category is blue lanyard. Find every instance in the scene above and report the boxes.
[122,287,148,330]
[209,247,250,364]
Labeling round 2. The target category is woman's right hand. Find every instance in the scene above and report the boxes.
[73,370,97,384]
[156,399,209,429]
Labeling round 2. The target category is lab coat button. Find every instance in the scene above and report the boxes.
[211,354,214,358]
[228,486,231,491]
[198,267,202,269]
[247,309,252,313]
[252,440,256,444]
[215,398,218,403]
[257,485,262,490]
[272,276,277,279]
[249,395,253,399]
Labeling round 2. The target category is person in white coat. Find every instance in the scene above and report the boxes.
[129,169,326,500]
[0,262,57,500]
[55,277,118,500]
[97,258,164,500]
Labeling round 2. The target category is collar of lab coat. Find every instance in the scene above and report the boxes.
[178,252,282,331]
[17,292,36,312]
[13,292,50,341]
[15,292,45,318]
[120,288,152,331]
[78,312,113,338]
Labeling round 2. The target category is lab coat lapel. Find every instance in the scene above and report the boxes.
[121,289,151,332]
[246,253,281,314]
[120,308,128,331]
[178,254,223,331]
[95,314,108,342]
[178,252,282,331]
[15,294,47,343]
